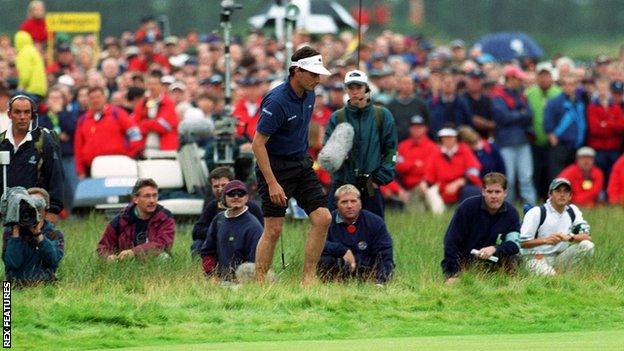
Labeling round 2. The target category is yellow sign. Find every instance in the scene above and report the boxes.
[45,12,101,33]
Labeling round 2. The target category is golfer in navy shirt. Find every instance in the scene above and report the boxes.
[252,46,333,285]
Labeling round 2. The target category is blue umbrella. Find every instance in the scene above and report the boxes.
[473,32,544,62]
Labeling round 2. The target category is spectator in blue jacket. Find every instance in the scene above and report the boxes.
[2,187,65,285]
[544,74,586,180]
[200,180,263,282]
[318,184,394,284]
[442,172,521,283]
[491,65,537,204]
[458,126,506,178]
[38,86,79,214]
[428,70,472,137]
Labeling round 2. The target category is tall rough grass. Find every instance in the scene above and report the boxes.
[7,207,624,350]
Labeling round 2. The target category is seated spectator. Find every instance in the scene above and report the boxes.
[200,180,262,281]
[458,126,505,178]
[191,167,263,255]
[385,115,437,210]
[607,154,624,205]
[97,178,175,261]
[133,70,180,152]
[421,127,482,212]
[557,147,604,207]
[2,187,64,285]
[442,173,521,283]
[74,86,142,178]
[318,184,394,284]
[520,178,594,276]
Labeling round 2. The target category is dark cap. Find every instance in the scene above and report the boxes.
[467,69,485,79]
[223,180,247,195]
[236,76,262,86]
[549,178,572,192]
[611,80,624,93]
[200,74,223,86]
[57,42,71,52]
[410,115,426,125]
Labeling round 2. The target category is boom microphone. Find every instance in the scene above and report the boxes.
[318,122,354,173]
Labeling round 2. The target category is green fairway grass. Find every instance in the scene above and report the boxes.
[108,330,624,351]
[6,207,624,350]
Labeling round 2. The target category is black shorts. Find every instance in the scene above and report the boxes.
[256,155,327,217]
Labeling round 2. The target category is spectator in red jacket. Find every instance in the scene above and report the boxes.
[97,178,176,261]
[133,70,180,151]
[395,115,438,190]
[232,76,263,141]
[19,1,47,47]
[558,147,604,207]
[607,154,624,205]
[587,79,624,185]
[127,37,170,73]
[422,127,482,205]
[74,87,143,178]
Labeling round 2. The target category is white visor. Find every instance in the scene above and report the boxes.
[290,54,331,75]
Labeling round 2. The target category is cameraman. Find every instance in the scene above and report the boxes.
[2,187,65,285]
[324,70,398,219]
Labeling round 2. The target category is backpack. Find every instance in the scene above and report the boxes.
[0,127,60,175]
[532,204,576,239]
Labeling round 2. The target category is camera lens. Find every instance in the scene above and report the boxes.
[18,200,38,227]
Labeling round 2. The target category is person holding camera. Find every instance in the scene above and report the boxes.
[199,180,262,282]
[96,178,175,261]
[2,187,65,285]
[317,184,394,284]
[0,95,64,222]
[324,70,398,219]
[520,178,594,276]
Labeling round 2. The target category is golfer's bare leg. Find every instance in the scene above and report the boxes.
[302,207,332,286]
[255,217,285,282]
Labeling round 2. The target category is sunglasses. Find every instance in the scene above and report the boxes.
[225,190,247,198]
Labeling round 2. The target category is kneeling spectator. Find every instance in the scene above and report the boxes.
[558,147,603,207]
[97,178,175,261]
[520,178,594,276]
[200,180,262,281]
[442,173,520,283]
[2,187,65,285]
[191,167,263,255]
[318,184,394,284]
[421,127,482,213]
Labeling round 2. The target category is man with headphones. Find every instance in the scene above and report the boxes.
[324,70,398,219]
[0,95,64,222]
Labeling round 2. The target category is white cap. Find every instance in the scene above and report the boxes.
[161,75,176,85]
[438,128,458,137]
[344,70,369,86]
[576,146,596,158]
[58,74,75,87]
[536,61,558,80]
[290,54,331,75]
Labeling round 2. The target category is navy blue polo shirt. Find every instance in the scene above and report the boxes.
[256,79,315,157]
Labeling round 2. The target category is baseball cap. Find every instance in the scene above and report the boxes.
[57,42,72,52]
[164,36,179,46]
[466,69,485,79]
[344,70,368,86]
[611,80,624,93]
[576,146,596,158]
[410,115,426,125]
[549,178,572,192]
[161,75,175,85]
[438,128,458,137]
[595,55,611,65]
[169,82,186,92]
[223,180,247,195]
[503,64,528,80]
[536,61,555,75]
[290,54,331,75]
[200,74,223,86]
